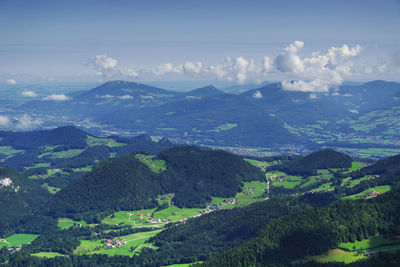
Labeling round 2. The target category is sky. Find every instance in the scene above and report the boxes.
[0,0,400,89]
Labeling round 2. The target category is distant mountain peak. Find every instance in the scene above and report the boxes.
[158,137,174,145]
[186,85,223,97]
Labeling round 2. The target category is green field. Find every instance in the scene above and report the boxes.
[342,185,391,200]
[25,162,51,170]
[339,235,400,251]
[74,229,162,256]
[267,171,303,189]
[31,252,63,258]
[349,161,364,171]
[210,196,228,205]
[245,158,276,168]
[41,183,61,194]
[296,235,400,264]
[0,146,24,158]
[311,182,334,192]
[295,248,366,264]
[209,123,238,132]
[0,234,38,248]
[233,181,268,206]
[102,209,157,227]
[58,218,88,230]
[86,135,126,148]
[103,206,202,228]
[38,148,84,159]
[347,176,375,188]
[154,206,202,221]
[135,154,166,173]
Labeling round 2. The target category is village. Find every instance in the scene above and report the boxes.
[101,237,127,249]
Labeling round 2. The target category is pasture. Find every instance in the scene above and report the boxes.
[135,154,166,173]
[58,218,88,230]
[74,229,162,256]
[339,235,400,251]
[41,183,61,194]
[31,252,63,258]
[342,185,391,200]
[0,234,38,248]
[86,135,126,148]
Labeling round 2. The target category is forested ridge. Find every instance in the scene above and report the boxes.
[47,146,264,220]
[46,153,161,220]
[201,185,400,266]
[0,167,51,236]
[268,149,353,176]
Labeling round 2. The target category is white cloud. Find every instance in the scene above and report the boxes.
[93,54,118,76]
[153,63,182,75]
[342,93,352,97]
[332,92,340,96]
[15,114,42,130]
[22,90,38,97]
[275,41,305,73]
[86,41,367,87]
[309,93,318,99]
[118,95,133,99]
[97,94,114,98]
[206,56,258,84]
[348,109,359,114]
[272,41,362,92]
[263,56,273,72]
[121,68,138,77]
[252,90,263,98]
[141,95,154,99]
[183,61,203,74]
[0,115,10,127]
[6,79,16,85]
[43,94,71,101]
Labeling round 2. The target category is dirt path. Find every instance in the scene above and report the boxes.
[265,173,270,199]
[127,213,136,227]
[0,239,10,247]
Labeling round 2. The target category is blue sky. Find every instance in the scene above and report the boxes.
[0,0,399,86]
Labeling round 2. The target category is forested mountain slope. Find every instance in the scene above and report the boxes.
[201,186,400,266]
[47,146,264,219]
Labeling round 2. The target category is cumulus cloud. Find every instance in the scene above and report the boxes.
[206,56,259,84]
[153,63,182,75]
[263,56,273,72]
[22,90,38,97]
[121,68,138,77]
[93,54,118,76]
[272,41,362,92]
[87,41,366,87]
[43,94,71,101]
[6,79,16,85]
[15,114,42,130]
[0,115,10,128]
[275,41,304,73]
[183,61,203,74]
[252,90,263,98]
[118,95,133,99]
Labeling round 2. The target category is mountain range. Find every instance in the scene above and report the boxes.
[16,80,400,154]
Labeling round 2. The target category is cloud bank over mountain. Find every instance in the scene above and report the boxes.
[89,41,372,92]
